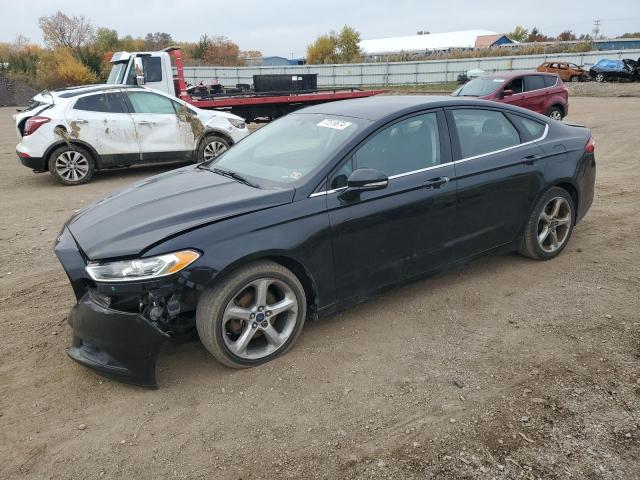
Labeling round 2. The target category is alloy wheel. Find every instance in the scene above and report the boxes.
[55,151,89,182]
[203,140,227,161]
[595,74,605,83]
[549,109,562,120]
[537,197,572,253]
[221,277,298,360]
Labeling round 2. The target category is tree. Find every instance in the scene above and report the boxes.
[306,25,362,64]
[526,27,551,43]
[557,30,577,41]
[239,50,263,63]
[144,32,174,50]
[203,36,242,66]
[38,11,94,50]
[619,32,640,38]
[508,26,529,42]
[191,34,212,61]
[336,25,362,63]
[307,33,337,64]
[94,28,119,52]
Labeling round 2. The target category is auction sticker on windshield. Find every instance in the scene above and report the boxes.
[317,119,353,130]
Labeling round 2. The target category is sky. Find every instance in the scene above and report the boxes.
[1,0,639,58]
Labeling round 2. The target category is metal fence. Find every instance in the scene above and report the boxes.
[180,49,640,87]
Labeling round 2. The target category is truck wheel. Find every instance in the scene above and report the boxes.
[197,135,229,163]
[48,144,95,186]
[196,261,307,368]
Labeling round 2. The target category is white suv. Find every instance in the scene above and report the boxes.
[15,85,249,185]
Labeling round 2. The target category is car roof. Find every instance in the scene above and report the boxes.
[295,95,542,122]
[54,85,143,98]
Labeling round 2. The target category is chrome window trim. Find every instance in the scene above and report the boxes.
[309,124,548,197]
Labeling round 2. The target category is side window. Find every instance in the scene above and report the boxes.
[543,75,557,87]
[452,109,520,158]
[525,75,546,92]
[510,114,546,139]
[329,112,441,187]
[143,57,163,83]
[74,93,127,113]
[128,91,176,114]
[504,77,523,94]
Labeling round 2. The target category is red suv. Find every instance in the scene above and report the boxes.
[452,71,569,120]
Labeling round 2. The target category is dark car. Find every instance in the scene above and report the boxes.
[55,96,596,387]
[589,58,640,82]
[452,71,569,120]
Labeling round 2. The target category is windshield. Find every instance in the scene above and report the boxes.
[206,113,368,188]
[453,77,504,97]
[107,61,128,84]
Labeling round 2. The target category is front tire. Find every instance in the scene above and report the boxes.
[48,144,95,186]
[519,187,575,260]
[197,134,229,163]
[196,261,307,368]
[595,73,605,83]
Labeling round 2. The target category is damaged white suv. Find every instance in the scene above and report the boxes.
[15,85,249,185]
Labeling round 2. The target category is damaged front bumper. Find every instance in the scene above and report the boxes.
[55,226,196,387]
[67,292,169,387]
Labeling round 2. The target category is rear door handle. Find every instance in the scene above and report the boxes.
[73,119,88,124]
[423,176,450,189]
[523,154,543,165]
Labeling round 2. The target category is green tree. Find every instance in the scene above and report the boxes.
[336,25,362,63]
[191,34,212,61]
[619,32,640,38]
[94,28,119,52]
[508,26,529,42]
[306,33,338,64]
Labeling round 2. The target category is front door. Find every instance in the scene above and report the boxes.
[125,90,195,162]
[64,91,139,166]
[500,76,527,109]
[326,111,457,302]
[446,107,547,259]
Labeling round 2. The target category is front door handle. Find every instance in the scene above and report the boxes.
[523,154,543,165]
[423,176,450,189]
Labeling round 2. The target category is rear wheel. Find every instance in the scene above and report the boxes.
[196,261,307,368]
[48,144,95,186]
[197,134,229,163]
[519,187,575,260]
[595,73,605,83]
[547,106,564,121]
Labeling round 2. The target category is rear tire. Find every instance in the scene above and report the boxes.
[595,73,605,83]
[519,187,575,260]
[48,144,95,186]
[547,106,564,120]
[197,134,230,163]
[196,261,307,368]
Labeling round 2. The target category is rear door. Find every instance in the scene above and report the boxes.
[446,107,547,259]
[326,110,457,302]
[523,75,548,114]
[125,90,195,162]
[64,91,139,166]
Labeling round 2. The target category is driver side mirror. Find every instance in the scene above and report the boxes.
[134,57,145,85]
[339,168,388,201]
[501,89,514,97]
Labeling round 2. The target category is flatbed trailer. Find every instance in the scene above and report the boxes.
[109,47,385,122]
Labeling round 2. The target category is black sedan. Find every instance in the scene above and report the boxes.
[55,96,596,386]
[589,58,640,82]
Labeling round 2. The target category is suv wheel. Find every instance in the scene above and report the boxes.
[519,187,575,260]
[196,261,307,368]
[547,106,563,121]
[197,134,229,163]
[48,144,95,186]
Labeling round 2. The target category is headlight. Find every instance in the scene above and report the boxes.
[86,250,200,283]
[227,118,246,129]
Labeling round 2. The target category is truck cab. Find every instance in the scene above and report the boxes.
[107,50,176,95]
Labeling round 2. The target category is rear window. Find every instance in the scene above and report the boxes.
[543,75,557,87]
[525,75,547,92]
[74,93,127,113]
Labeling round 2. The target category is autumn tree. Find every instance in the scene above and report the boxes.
[619,32,640,38]
[508,26,528,42]
[38,11,94,50]
[203,37,242,66]
[190,34,212,61]
[526,27,551,42]
[307,26,362,64]
[94,28,120,52]
[557,30,577,41]
[144,32,174,50]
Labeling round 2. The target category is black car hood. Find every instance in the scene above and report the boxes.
[67,166,295,260]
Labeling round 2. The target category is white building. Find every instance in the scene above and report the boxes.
[359,30,513,58]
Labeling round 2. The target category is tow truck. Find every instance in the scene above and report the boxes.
[107,47,385,122]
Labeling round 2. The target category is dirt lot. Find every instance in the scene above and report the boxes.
[0,98,639,479]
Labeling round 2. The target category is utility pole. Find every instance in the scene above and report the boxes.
[593,20,601,40]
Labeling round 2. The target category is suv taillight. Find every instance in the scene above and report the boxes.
[585,136,596,154]
[23,116,50,136]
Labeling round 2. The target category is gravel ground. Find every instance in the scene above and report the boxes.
[566,81,640,97]
[0,98,639,479]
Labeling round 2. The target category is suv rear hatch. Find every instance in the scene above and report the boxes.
[14,91,55,138]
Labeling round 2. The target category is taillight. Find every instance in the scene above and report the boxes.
[23,116,50,136]
[585,136,596,154]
